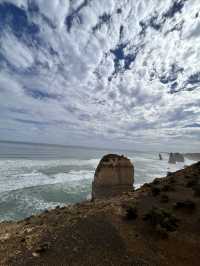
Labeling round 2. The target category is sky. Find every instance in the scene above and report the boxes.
[0,0,200,152]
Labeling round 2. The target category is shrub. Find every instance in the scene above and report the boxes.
[173,200,196,210]
[125,204,138,220]
[143,207,178,232]
[152,179,160,185]
[151,186,161,196]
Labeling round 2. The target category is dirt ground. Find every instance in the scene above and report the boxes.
[0,161,200,266]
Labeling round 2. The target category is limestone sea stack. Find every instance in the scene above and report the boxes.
[168,153,176,164]
[92,154,134,200]
[168,152,185,164]
[174,153,185,163]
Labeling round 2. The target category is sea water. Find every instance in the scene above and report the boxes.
[0,141,196,221]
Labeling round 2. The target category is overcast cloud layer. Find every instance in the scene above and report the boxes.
[0,0,200,151]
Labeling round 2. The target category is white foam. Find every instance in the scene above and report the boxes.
[0,158,96,193]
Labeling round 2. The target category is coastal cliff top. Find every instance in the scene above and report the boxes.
[0,161,200,266]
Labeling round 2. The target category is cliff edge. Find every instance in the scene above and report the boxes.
[0,161,200,266]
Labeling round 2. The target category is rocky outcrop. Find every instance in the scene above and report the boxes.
[184,153,200,161]
[92,154,134,200]
[174,153,184,162]
[168,153,184,164]
[168,153,176,164]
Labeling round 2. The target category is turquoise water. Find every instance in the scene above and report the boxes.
[0,141,194,221]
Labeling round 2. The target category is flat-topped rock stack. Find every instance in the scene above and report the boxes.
[174,153,185,162]
[168,152,185,164]
[92,154,134,200]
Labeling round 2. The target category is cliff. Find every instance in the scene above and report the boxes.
[0,161,200,266]
[184,153,200,161]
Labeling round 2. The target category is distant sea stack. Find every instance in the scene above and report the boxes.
[92,154,134,200]
[174,153,184,162]
[168,152,184,164]
[168,153,176,164]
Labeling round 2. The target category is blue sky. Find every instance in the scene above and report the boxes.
[0,0,200,151]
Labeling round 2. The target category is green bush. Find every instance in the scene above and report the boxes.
[143,207,178,232]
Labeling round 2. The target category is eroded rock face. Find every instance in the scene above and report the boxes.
[169,153,176,164]
[174,153,185,163]
[168,153,185,164]
[92,154,134,200]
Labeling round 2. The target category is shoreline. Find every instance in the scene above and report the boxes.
[0,161,200,265]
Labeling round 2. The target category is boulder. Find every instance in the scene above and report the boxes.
[92,154,134,200]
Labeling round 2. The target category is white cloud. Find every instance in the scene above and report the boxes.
[36,0,70,29]
[0,32,34,69]
[0,0,199,151]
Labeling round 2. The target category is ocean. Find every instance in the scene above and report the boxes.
[0,141,196,222]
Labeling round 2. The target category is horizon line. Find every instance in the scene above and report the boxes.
[0,139,144,153]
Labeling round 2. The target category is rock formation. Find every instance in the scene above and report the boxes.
[159,153,163,160]
[184,153,200,161]
[168,153,176,164]
[168,152,185,164]
[174,153,185,162]
[92,154,134,200]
